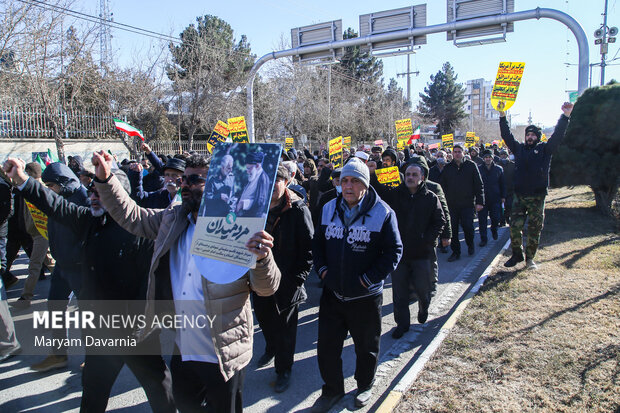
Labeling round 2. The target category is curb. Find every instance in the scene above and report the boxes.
[375,238,511,413]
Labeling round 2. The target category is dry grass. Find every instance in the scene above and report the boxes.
[398,186,620,413]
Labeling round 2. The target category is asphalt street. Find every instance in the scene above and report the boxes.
[0,224,509,412]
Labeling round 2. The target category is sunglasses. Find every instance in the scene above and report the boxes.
[181,174,207,185]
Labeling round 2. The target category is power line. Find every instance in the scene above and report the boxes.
[17,0,256,60]
[17,0,180,44]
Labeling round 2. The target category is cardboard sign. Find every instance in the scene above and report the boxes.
[227,116,249,143]
[192,143,281,271]
[329,136,343,168]
[285,137,294,150]
[25,201,48,239]
[376,166,401,188]
[343,136,351,148]
[491,62,525,111]
[465,132,476,148]
[395,118,413,140]
[442,134,454,149]
[207,121,229,153]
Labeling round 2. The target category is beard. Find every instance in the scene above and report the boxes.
[90,206,106,217]
[181,187,204,213]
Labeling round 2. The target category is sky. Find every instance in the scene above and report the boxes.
[81,0,618,128]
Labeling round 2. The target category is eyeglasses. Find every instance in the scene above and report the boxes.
[181,174,207,185]
[86,182,99,197]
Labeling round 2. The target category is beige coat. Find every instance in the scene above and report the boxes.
[95,175,281,380]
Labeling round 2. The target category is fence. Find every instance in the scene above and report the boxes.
[0,106,115,139]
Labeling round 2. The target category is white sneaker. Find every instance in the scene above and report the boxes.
[526,259,538,270]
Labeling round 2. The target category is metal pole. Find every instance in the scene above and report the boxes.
[601,0,609,85]
[245,8,589,141]
[327,65,331,134]
[406,54,411,107]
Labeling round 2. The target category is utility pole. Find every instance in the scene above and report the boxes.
[594,0,618,85]
[601,0,609,85]
[396,54,419,109]
[528,110,532,125]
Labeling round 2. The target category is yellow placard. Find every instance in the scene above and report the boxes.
[395,118,413,140]
[465,132,476,148]
[442,134,454,149]
[227,116,249,143]
[376,166,401,188]
[207,121,229,153]
[397,139,407,151]
[343,136,351,148]
[541,134,548,142]
[285,137,294,150]
[25,201,48,239]
[491,62,525,111]
[329,136,343,168]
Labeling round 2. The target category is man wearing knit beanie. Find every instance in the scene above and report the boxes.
[312,156,402,411]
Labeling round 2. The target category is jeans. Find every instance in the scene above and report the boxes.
[477,202,502,241]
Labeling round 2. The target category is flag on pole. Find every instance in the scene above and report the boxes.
[113,118,145,141]
[407,126,421,144]
[47,149,58,164]
[35,154,47,170]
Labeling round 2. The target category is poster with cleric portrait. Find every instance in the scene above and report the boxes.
[191,143,281,269]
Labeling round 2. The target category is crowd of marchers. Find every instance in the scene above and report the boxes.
[0,102,573,413]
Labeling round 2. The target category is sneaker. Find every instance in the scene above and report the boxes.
[256,352,274,368]
[526,259,538,270]
[447,253,460,262]
[12,296,31,309]
[310,393,344,413]
[418,301,430,324]
[31,354,68,372]
[468,246,475,255]
[274,370,291,393]
[354,386,374,408]
[0,344,22,362]
[504,253,524,268]
[391,325,409,339]
[479,240,487,247]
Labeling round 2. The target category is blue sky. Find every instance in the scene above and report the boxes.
[86,0,618,127]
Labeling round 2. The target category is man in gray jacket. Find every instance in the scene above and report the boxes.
[91,151,280,413]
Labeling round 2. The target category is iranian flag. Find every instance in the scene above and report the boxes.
[113,119,145,141]
[407,126,421,144]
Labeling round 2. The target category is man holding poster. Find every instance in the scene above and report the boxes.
[498,101,573,270]
[90,151,281,413]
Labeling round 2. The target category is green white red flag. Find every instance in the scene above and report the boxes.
[407,126,421,144]
[113,118,144,141]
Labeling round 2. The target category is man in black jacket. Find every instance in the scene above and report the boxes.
[440,145,484,261]
[498,101,573,269]
[4,158,175,413]
[477,150,505,247]
[253,166,313,393]
[371,162,445,338]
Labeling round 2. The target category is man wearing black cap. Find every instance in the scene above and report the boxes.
[477,150,505,246]
[236,151,271,218]
[131,157,186,209]
[498,101,573,269]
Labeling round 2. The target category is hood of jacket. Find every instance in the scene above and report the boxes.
[41,162,81,197]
